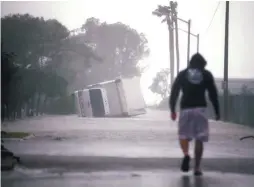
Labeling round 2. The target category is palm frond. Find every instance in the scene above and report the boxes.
[152,10,163,17]
[161,17,167,23]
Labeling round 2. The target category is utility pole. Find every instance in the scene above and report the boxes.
[197,34,200,52]
[175,28,199,52]
[168,2,175,86]
[223,1,229,121]
[171,1,180,75]
[187,19,191,66]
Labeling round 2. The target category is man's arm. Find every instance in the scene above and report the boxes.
[206,71,220,118]
[169,73,182,113]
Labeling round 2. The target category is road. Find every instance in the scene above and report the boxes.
[1,109,254,187]
[2,169,254,187]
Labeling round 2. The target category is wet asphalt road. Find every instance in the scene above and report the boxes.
[2,109,254,160]
[1,109,254,186]
[2,169,254,187]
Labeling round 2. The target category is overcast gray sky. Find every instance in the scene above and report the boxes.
[2,1,254,103]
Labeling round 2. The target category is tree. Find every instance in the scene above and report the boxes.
[1,14,149,119]
[152,4,176,86]
[1,14,100,67]
[67,17,150,89]
[152,5,172,22]
[1,14,101,119]
[1,51,18,120]
[149,68,170,99]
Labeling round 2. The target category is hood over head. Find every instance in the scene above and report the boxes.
[188,53,207,69]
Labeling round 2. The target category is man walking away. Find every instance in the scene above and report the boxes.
[169,53,220,176]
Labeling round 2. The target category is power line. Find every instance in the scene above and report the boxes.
[204,2,221,34]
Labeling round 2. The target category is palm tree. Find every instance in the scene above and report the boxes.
[152,2,178,31]
[152,5,172,25]
[152,3,176,86]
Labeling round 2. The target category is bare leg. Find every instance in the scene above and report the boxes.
[180,139,190,172]
[180,139,189,156]
[194,140,203,171]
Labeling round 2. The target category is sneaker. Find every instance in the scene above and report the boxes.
[181,155,190,172]
[194,170,203,176]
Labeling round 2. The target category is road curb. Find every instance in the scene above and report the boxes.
[2,134,35,142]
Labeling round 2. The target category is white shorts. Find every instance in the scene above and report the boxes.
[178,107,209,142]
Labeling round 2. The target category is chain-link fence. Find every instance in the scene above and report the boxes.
[156,92,254,128]
[207,94,254,127]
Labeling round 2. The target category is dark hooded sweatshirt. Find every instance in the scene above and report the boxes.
[169,53,220,117]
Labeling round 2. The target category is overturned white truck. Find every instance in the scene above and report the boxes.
[74,76,146,117]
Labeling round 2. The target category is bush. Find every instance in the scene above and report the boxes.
[46,94,76,115]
